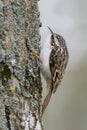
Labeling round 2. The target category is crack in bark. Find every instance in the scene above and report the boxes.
[5,106,11,130]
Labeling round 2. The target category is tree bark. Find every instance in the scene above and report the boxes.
[0,0,42,130]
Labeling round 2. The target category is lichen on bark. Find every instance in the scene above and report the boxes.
[0,0,42,130]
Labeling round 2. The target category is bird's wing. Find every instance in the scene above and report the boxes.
[49,46,63,93]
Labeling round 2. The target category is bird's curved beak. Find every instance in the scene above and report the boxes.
[47,26,54,35]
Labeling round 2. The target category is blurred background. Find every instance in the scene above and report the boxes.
[39,0,87,130]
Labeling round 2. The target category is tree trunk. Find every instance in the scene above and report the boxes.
[0,0,42,130]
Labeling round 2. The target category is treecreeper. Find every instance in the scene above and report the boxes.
[40,27,69,117]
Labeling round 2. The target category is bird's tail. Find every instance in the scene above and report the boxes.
[41,87,53,117]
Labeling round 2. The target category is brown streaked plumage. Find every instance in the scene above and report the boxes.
[40,27,69,117]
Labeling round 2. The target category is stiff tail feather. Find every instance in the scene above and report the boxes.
[41,88,53,117]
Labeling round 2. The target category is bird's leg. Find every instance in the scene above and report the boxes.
[41,88,53,117]
[32,51,42,63]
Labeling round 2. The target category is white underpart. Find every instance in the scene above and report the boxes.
[54,35,60,46]
[40,34,52,81]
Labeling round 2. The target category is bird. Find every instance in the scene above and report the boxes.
[40,27,69,117]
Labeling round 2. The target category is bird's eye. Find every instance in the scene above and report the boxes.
[51,35,54,39]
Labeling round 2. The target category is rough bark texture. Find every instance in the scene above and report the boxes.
[0,0,42,130]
